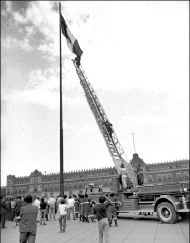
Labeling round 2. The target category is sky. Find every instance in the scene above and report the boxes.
[1,1,189,186]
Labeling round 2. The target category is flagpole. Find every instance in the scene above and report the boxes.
[59,1,64,196]
[132,133,136,154]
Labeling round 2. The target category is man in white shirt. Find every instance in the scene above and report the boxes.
[58,199,68,233]
[67,196,76,220]
[48,194,56,220]
[118,163,128,189]
[33,197,40,222]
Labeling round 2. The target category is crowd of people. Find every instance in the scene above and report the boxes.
[1,191,120,243]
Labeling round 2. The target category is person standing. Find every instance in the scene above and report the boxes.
[79,194,85,222]
[0,195,7,229]
[48,194,56,220]
[39,198,47,225]
[118,163,128,189]
[11,198,16,221]
[44,196,49,221]
[93,195,114,243]
[19,195,38,243]
[63,194,68,204]
[33,197,40,222]
[15,196,23,225]
[5,198,11,221]
[107,193,119,227]
[78,194,83,221]
[83,194,91,222]
[73,195,79,219]
[58,199,68,233]
[137,169,144,186]
[67,195,76,220]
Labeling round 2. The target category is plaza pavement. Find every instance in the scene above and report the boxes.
[1,214,189,243]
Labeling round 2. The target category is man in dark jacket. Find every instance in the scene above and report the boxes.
[16,196,23,217]
[137,169,144,185]
[93,195,114,243]
[19,195,38,243]
[0,195,7,229]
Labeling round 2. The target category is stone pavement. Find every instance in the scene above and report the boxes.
[1,215,189,243]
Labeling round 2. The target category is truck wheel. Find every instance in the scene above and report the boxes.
[156,202,177,224]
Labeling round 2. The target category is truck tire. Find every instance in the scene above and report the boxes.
[156,202,177,224]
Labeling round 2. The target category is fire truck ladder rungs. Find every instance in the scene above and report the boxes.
[72,59,137,187]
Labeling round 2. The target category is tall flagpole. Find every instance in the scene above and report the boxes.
[59,1,64,196]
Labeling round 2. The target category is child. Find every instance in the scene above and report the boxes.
[15,214,21,226]
[58,199,68,233]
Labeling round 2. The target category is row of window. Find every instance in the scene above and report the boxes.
[7,178,114,194]
[11,171,116,185]
[147,171,189,183]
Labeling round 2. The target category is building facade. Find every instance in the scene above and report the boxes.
[5,155,189,198]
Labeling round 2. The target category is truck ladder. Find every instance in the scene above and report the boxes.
[72,60,137,187]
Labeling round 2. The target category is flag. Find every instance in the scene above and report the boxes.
[60,14,83,64]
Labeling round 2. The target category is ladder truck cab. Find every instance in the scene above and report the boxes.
[83,183,105,204]
[72,58,189,224]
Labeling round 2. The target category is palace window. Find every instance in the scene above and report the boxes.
[69,184,72,189]
[167,174,172,180]
[109,180,113,187]
[79,184,82,189]
[7,180,12,186]
[157,175,163,182]
[176,172,182,180]
[104,180,108,187]
[183,172,189,179]
[147,175,153,183]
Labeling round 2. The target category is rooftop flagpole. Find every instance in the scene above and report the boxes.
[59,1,64,196]
[132,133,136,154]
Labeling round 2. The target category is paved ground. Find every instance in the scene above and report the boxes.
[1,214,189,243]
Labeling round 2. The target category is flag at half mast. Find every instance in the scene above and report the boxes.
[60,14,83,65]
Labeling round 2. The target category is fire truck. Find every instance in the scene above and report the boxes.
[72,59,189,224]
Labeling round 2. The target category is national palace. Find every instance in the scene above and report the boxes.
[3,153,189,198]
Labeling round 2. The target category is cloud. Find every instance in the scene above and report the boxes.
[6,1,12,13]
[3,64,85,111]
[13,11,28,24]
[4,88,58,110]
[27,68,59,90]
[2,2,59,57]
[2,36,33,51]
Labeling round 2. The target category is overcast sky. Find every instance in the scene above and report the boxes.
[1,1,189,186]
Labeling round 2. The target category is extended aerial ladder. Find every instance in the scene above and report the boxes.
[72,59,137,188]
